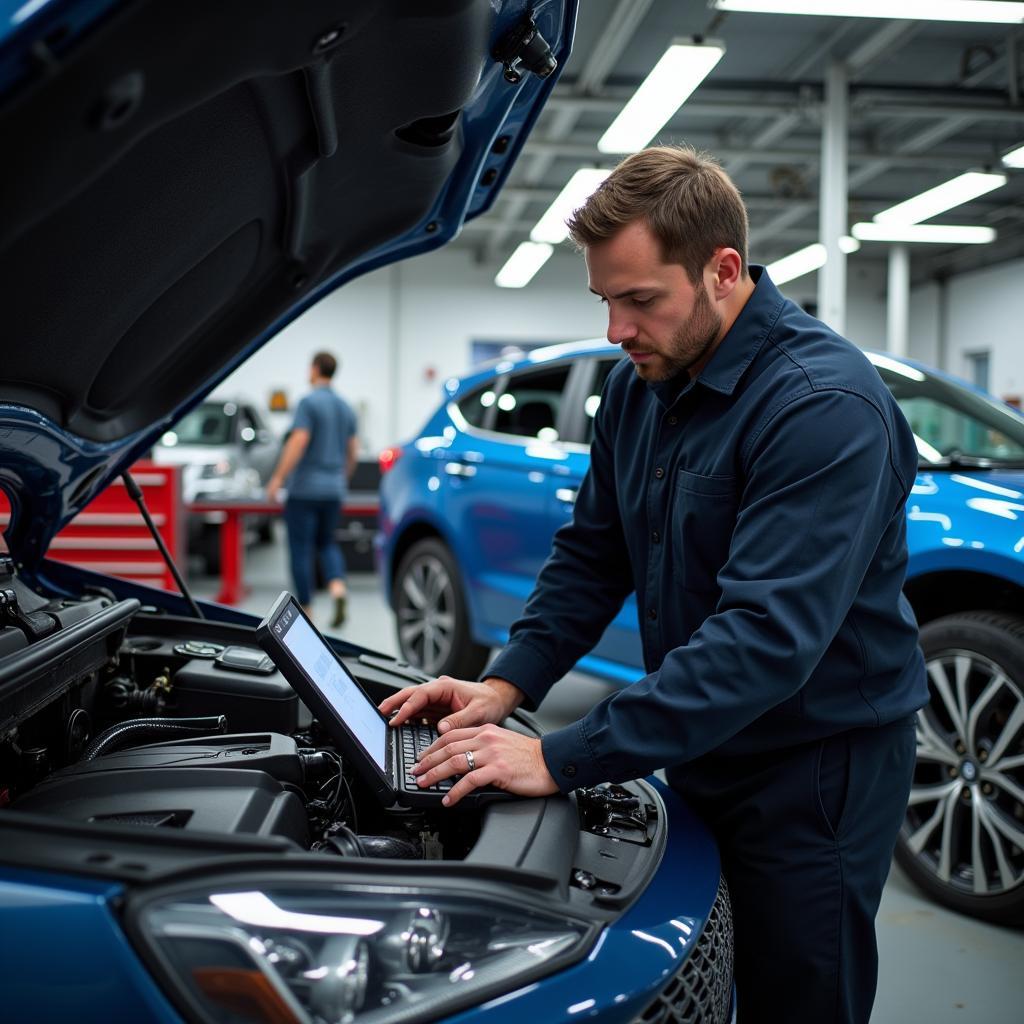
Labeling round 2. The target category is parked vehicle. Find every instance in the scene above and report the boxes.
[152,397,278,570]
[379,340,1024,924]
[0,2,737,1022]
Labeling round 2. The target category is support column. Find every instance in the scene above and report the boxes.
[818,60,848,334]
[887,244,910,357]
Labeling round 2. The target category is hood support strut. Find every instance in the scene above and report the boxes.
[121,471,204,620]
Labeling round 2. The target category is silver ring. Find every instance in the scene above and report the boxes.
[465,750,476,772]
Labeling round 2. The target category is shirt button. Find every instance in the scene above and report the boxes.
[562,764,577,778]
[668,415,678,426]
[654,467,665,479]
[648,608,658,621]
[652,530,661,544]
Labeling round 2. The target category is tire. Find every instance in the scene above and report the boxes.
[392,537,490,679]
[894,611,1024,924]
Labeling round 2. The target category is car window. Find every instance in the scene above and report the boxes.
[581,359,619,446]
[239,407,261,442]
[456,382,500,429]
[162,402,232,446]
[875,364,1024,464]
[491,365,572,441]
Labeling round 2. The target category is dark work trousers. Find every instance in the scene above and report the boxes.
[283,497,346,606]
[667,715,917,1024]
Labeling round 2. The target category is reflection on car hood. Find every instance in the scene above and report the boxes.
[0,0,576,565]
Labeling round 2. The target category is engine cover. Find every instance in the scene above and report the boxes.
[13,766,308,846]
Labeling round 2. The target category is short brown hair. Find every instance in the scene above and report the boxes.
[312,351,338,379]
[567,145,749,283]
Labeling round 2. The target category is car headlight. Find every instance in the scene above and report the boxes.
[198,460,233,479]
[132,882,591,1024]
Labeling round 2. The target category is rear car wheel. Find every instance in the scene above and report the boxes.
[392,538,489,679]
[895,612,1024,924]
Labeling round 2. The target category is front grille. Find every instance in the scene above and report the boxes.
[633,875,734,1024]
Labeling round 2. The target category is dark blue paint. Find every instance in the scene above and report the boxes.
[0,867,183,1024]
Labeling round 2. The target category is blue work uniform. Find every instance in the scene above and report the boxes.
[486,266,928,1023]
[284,385,357,605]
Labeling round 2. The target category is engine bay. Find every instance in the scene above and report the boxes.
[0,565,664,917]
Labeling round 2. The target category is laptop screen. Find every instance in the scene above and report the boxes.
[278,612,388,770]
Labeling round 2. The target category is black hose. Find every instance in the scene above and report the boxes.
[82,715,226,761]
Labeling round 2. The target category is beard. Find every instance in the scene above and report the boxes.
[632,284,723,382]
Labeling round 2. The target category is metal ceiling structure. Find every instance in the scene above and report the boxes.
[463,2,1024,289]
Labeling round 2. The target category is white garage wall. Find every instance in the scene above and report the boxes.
[217,245,1022,455]
[218,247,607,452]
[941,258,1024,403]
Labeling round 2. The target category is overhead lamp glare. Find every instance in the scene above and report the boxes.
[495,242,554,288]
[531,168,611,245]
[873,171,1007,226]
[767,236,858,285]
[1002,142,1024,168]
[852,222,996,244]
[597,38,725,155]
[710,1,1024,24]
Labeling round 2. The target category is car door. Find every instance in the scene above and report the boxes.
[552,356,643,676]
[439,361,577,639]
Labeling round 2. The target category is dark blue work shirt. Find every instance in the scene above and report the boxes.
[485,266,928,792]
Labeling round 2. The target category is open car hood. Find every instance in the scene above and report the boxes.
[0,0,575,566]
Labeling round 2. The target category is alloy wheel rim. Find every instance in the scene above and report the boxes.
[396,554,456,674]
[905,648,1024,898]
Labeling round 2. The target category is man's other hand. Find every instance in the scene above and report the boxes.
[377,675,522,734]
[411,724,558,806]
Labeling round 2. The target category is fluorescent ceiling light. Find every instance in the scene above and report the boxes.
[852,222,996,244]
[531,168,611,244]
[710,1,1024,23]
[1003,142,1024,168]
[597,38,725,154]
[767,236,859,285]
[768,243,825,285]
[874,171,1007,226]
[495,241,554,288]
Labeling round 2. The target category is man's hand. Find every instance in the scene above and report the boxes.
[411,724,558,806]
[378,676,522,734]
[266,475,284,503]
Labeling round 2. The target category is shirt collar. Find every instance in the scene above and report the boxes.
[695,265,786,397]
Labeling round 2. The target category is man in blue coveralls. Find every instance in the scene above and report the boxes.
[381,146,928,1023]
[268,351,358,627]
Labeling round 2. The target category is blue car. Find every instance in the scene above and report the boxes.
[379,340,1024,925]
[0,2,736,1022]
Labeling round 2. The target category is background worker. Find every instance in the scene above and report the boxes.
[267,350,358,627]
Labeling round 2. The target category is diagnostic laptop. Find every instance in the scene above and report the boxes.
[257,591,509,808]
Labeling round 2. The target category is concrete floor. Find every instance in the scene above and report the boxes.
[192,533,1024,1023]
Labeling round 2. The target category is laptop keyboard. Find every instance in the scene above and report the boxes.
[400,721,454,793]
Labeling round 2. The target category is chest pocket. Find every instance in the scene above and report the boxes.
[672,470,738,593]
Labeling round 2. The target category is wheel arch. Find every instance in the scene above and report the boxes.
[904,569,1024,627]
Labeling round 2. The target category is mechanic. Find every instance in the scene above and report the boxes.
[267,350,358,627]
[379,146,928,1024]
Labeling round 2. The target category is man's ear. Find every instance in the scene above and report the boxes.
[710,248,743,299]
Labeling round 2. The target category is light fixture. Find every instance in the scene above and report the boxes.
[495,241,554,288]
[873,171,1007,226]
[710,1,1024,24]
[597,38,726,154]
[767,236,859,285]
[1002,142,1024,168]
[852,222,996,244]
[531,168,611,244]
